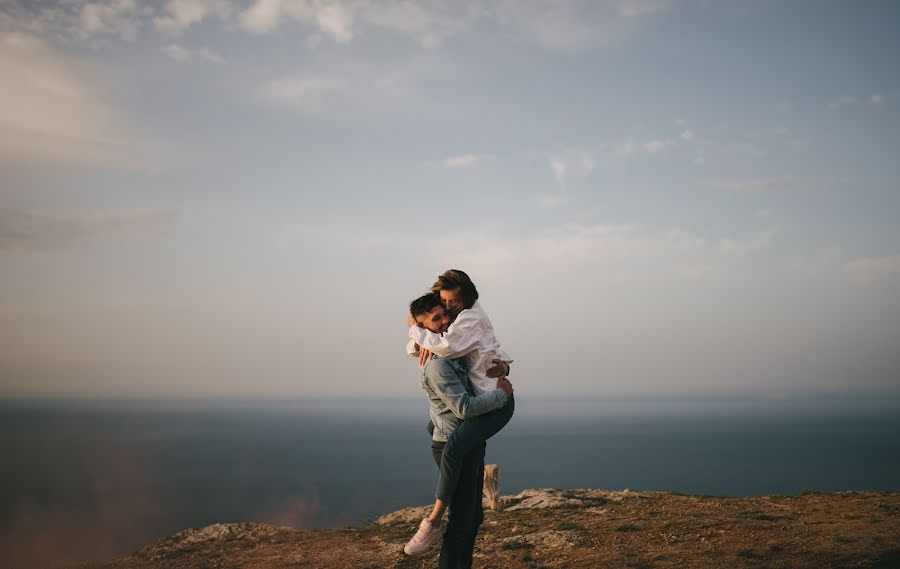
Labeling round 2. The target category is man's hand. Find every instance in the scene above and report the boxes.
[486,359,510,378]
[497,377,513,396]
[419,348,433,366]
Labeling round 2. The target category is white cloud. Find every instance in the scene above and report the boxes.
[79,0,143,41]
[162,43,224,64]
[238,0,353,41]
[237,0,674,52]
[494,0,672,52]
[549,156,567,189]
[155,0,232,34]
[238,0,289,34]
[256,58,421,116]
[294,221,779,288]
[828,93,888,111]
[643,138,675,154]
[536,194,565,209]
[0,209,175,252]
[614,138,637,161]
[444,154,495,169]
[827,95,857,111]
[547,148,598,190]
[0,33,143,167]
[239,0,477,47]
[362,0,475,48]
[845,255,900,281]
[619,0,672,18]
[314,1,355,42]
[258,75,349,111]
[679,129,694,141]
[719,176,851,193]
[718,227,776,256]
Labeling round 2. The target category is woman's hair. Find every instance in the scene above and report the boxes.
[430,269,479,309]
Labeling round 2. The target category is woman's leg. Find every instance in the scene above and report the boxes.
[427,395,515,523]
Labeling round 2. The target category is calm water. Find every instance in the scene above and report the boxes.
[2,396,899,567]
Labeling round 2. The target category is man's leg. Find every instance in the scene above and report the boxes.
[433,440,485,569]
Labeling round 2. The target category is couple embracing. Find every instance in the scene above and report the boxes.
[403,269,516,568]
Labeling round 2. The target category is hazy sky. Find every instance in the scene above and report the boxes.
[2,0,899,399]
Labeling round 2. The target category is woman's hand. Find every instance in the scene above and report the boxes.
[419,348,433,366]
[497,377,513,396]
[486,359,510,378]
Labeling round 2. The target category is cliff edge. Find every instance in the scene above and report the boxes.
[71,489,900,568]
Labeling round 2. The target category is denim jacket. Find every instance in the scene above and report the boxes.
[420,356,508,443]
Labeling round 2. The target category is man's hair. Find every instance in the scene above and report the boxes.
[430,269,479,309]
[409,292,443,319]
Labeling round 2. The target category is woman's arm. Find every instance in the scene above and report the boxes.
[408,309,482,358]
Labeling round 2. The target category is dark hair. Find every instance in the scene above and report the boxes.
[409,292,442,319]
[431,269,479,309]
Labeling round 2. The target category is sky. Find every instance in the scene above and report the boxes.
[1,0,899,399]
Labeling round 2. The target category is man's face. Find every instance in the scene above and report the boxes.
[439,288,464,317]
[416,305,450,333]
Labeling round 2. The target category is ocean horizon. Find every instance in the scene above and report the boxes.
[2,395,899,567]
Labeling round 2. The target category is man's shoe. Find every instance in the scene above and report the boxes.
[403,518,444,555]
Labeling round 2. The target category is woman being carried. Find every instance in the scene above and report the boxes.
[404,269,516,555]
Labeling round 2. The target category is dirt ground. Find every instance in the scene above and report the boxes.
[72,489,900,569]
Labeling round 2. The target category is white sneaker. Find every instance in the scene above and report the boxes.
[403,518,444,555]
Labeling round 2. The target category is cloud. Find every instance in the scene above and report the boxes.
[239,0,475,47]
[154,0,232,34]
[237,0,670,51]
[0,33,145,166]
[79,0,144,41]
[536,194,565,209]
[719,176,852,193]
[0,209,175,252]
[443,154,495,168]
[845,255,900,281]
[256,61,418,115]
[827,95,857,111]
[549,156,567,189]
[494,0,672,52]
[643,138,675,154]
[718,227,776,256]
[162,43,224,64]
[679,129,694,141]
[547,148,599,190]
[238,0,354,42]
[257,74,351,112]
[314,1,355,42]
[294,220,778,288]
[619,0,672,18]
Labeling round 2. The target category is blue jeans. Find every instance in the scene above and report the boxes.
[431,439,485,569]
[436,394,515,503]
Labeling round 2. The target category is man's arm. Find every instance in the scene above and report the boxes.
[409,309,481,359]
[424,359,511,420]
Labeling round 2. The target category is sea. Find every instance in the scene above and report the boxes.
[2,395,899,568]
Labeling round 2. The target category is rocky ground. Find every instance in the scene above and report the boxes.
[71,489,900,569]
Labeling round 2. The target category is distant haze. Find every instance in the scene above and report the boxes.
[1,1,899,398]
